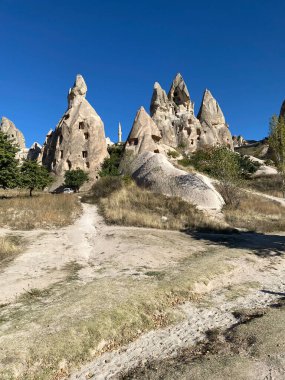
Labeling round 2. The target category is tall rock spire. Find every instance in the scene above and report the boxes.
[168,73,192,110]
[197,89,233,150]
[125,107,161,155]
[68,74,88,108]
[150,82,169,116]
[42,74,108,187]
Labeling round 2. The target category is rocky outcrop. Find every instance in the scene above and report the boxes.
[150,74,233,153]
[126,152,224,211]
[197,89,233,150]
[0,117,26,150]
[0,116,28,160]
[233,135,247,147]
[125,107,162,155]
[42,75,108,183]
[27,142,42,161]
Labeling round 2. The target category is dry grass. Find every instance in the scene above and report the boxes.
[0,193,82,230]
[83,177,225,231]
[0,235,22,263]
[245,175,283,197]
[224,191,285,232]
[0,248,234,380]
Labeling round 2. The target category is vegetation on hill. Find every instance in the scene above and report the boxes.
[82,176,225,231]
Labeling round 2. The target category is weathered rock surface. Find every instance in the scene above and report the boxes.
[197,89,233,150]
[42,75,108,183]
[0,116,28,160]
[27,142,42,161]
[233,135,247,147]
[150,74,233,153]
[127,151,224,211]
[248,156,278,177]
[125,107,162,155]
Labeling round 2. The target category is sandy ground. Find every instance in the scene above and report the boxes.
[1,203,285,379]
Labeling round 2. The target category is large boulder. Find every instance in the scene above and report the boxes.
[42,75,108,184]
[127,151,224,212]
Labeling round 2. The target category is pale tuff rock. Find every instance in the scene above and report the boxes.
[127,152,224,211]
[42,75,108,182]
[150,74,234,152]
[248,156,278,177]
[106,137,114,146]
[125,107,162,155]
[27,142,42,161]
[233,135,247,147]
[0,116,26,150]
[197,89,234,150]
[0,116,29,160]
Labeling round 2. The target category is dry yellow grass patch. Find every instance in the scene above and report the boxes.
[224,191,285,232]
[0,235,22,262]
[84,177,224,231]
[0,193,82,230]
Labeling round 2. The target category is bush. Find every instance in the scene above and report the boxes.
[167,150,179,159]
[99,145,124,177]
[64,168,89,192]
[82,176,127,201]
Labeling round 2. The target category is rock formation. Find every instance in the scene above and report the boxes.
[27,142,42,161]
[150,73,233,153]
[126,151,224,211]
[42,75,108,183]
[0,116,28,159]
[197,89,233,150]
[125,107,162,155]
[232,135,247,147]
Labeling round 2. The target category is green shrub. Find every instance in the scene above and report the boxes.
[167,150,179,159]
[99,145,124,177]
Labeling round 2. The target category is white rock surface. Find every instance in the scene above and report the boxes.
[128,151,224,211]
[42,75,108,184]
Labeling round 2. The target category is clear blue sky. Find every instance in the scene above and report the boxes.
[1,0,284,147]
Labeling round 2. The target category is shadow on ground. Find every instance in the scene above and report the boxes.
[185,230,285,257]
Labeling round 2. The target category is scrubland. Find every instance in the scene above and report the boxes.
[0,192,81,229]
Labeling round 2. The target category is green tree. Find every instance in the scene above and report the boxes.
[269,115,285,197]
[64,168,89,192]
[99,145,124,177]
[20,159,53,196]
[0,131,20,189]
[188,146,260,206]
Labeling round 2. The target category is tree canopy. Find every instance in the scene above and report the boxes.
[0,131,20,189]
[64,168,89,192]
[20,159,53,196]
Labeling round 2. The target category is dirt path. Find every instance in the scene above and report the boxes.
[71,233,285,380]
[1,204,285,379]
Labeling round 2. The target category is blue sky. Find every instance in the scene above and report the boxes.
[0,0,284,147]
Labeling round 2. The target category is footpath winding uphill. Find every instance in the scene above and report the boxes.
[0,203,285,379]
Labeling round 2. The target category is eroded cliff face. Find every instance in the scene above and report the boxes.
[0,117,28,160]
[42,75,108,182]
[150,73,233,153]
